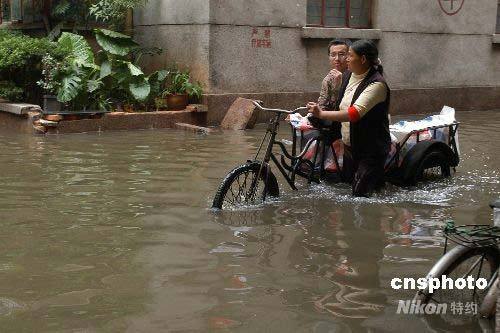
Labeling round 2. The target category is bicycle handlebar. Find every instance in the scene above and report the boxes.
[490,199,500,209]
[252,100,309,115]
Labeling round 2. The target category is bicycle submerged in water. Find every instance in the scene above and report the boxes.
[414,200,500,319]
[212,101,460,210]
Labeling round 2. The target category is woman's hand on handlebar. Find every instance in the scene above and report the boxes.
[306,102,322,118]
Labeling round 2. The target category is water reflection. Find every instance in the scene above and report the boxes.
[0,111,498,331]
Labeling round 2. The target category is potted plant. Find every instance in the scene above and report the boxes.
[37,34,104,117]
[38,55,63,113]
[160,70,202,111]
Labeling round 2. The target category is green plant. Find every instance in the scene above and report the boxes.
[37,28,167,111]
[37,32,105,110]
[37,55,61,94]
[162,70,203,101]
[51,0,93,25]
[0,81,24,102]
[0,29,68,103]
[43,0,149,40]
[90,0,147,29]
[95,28,164,108]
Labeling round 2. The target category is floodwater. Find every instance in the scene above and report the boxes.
[0,110,498,332]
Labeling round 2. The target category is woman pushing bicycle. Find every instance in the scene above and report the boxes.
[306,39,391,197]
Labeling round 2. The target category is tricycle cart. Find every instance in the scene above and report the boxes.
[212,101,460,209]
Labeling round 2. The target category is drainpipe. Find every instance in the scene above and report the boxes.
[125,8,133,36]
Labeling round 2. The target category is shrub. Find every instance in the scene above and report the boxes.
[49,0,148,32]
[37,28,168,111]
[0,82,23,102]
[0,30,69,103]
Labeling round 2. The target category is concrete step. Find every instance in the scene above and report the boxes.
[0,102,42,115]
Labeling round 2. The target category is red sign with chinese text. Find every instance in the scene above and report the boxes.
[251,28,272,48]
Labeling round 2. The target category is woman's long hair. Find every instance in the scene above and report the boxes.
[350,39,383,75]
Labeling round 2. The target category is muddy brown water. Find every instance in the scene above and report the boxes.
[0,110,499,332]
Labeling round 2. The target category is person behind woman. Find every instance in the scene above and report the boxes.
[314,39,351,139]
[306,39,390,197]
[318,39,351,111]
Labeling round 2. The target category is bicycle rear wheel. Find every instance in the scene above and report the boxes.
[212,162,279,210]
[407,150,451,185]
[415,245,499,325]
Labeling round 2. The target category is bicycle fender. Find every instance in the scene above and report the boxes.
[425,245,472,280]
[479,276,498,318]
[401,140,457,182]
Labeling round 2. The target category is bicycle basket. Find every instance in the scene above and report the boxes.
[443,221,500,248]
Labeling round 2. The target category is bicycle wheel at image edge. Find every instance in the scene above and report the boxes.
[414,245,499,322]
[212,162,279,210]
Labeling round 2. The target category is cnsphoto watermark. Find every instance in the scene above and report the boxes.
[390,275,488,293]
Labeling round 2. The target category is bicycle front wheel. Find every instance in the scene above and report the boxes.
[212,162,279,210]
[415,245,499,324]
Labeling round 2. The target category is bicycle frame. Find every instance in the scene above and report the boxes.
[249,101,339,196]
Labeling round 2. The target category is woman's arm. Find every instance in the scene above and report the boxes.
[306,102,354,122]
[307,82,387,123]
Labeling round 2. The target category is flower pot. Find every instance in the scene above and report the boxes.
[63,114,80,121]
[43,95,62,113]
[90,113,103,119]
[165,94,189,111]
[43,114,63,122]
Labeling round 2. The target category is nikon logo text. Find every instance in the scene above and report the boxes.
[396,300,447,315]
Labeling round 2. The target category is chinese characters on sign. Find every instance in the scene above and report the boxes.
[251,27,272,48]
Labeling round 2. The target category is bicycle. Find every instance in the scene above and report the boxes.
[212,101,319,210]
[414,199,500,323]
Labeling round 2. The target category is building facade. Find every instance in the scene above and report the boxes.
[133,0,500,125]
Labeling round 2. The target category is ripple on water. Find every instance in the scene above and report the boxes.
[0,298,23,316]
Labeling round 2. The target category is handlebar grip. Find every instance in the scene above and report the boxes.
[252,100,308,114]
[490,199,500,209]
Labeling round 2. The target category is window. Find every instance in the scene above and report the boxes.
[307,0,372,28]
[0,0,47,25]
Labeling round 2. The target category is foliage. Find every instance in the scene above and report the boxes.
[95,28,159,107]
[37,55,60,94]
[95,28,138,56]
[0,81,24,102]
[0,30,69,103]
[48,0,147,33]
[50,0,93,26]
[162,70,203,101]
[0,31,65,71]
[39,31,106,110]
[37,28,168,111]
[89,0,147,29]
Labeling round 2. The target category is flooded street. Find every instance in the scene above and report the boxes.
[0,110,499,332]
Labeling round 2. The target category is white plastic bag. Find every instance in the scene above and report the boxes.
[389,106,460,159]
